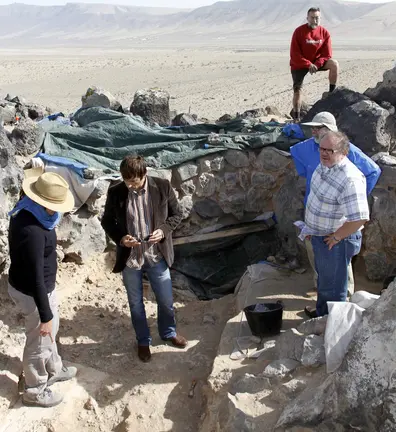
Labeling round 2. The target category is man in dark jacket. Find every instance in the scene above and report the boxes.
[101,155,187,362]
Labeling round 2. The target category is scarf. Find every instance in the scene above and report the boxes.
[8,196,61,230]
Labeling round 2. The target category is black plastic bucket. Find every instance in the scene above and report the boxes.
[244,301,284,337]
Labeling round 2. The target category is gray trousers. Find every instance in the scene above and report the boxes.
[305,237,355,295]
[8,284,63,396]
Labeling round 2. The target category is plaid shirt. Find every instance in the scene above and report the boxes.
[126,179,162,269]
[305,158,370,235]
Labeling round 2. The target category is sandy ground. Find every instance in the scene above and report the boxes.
[0,48,394,120]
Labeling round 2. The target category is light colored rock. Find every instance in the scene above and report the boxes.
[176,163,198,182]
[231,373,271,395]
[147,167,172,183]
[0,101,16,124]
[130,88,170,126]
[245,186,272,213]
[225,150,250,168]
[218,192,246,219]
[81,86,121,111]
[272,378,307,404]
[57,210,106,264]
[171,113,197,126]
[276,282,396,431]
[297,316,328,336]
[262,359,300,379]
[179,195,193,220]
[180,179,196,196]
[196,172,221,197]
[301,334,326,367]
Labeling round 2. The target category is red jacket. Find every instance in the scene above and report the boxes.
[290,24,332,70]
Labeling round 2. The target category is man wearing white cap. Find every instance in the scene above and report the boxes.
[8,170,77,407]
[290,111,381,297]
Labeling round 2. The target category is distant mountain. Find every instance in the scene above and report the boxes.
[0,0,393,47]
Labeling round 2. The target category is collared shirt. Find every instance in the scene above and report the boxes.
[126,179,162,269]
[305,158,370,236]
[290,137,381,205]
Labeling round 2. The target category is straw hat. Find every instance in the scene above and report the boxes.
[22,169,75,213]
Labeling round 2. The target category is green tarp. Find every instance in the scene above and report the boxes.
[41,107,302,171]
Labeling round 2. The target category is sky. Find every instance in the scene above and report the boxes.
[0,0,393,7]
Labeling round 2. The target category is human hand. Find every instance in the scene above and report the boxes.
[39,320,54,343]
[121,234,141,248]
[309,63,318,74]
[324,234,340,250]
[149,229,164,244]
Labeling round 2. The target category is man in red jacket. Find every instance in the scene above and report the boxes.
[290,7,339,121]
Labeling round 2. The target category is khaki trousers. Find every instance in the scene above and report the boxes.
[305,237,355,295]
[8,284,63,396]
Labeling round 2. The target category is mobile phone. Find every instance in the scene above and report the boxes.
[141,234,151,243]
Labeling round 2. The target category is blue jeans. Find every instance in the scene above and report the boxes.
[312,232,362,316]
[122,259,176,346]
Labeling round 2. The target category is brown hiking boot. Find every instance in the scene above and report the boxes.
[163,334,188,349]
[137,345,151,363]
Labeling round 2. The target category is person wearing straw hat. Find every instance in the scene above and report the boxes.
[290,112,381,301]
[8,170,77,407]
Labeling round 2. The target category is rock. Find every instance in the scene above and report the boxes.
[171,113,197,126]
[289,101,310,119]
[231,374,271,395]
[262,359,300,379]
[83,396,98,411]
[250,172,276,189]
[57,210,106,264]
[224,172,238,190]
[276,283,396,431]
[200,155,225,173]
[302,87,369,123]
[0,101,16,124]
[371,153,396,187]
[147,167,172,183]
[193,198,224,219]
[365,67,396,107]
[256,147,291,172]
[9,118,44,156]
[85,179,110,216]
[27,103,50,121]
[238,108,265,119]
[245,186,272,213]
[276,328,305,361]
[218,192,246,219]
[81,86,122,111]
[130,88,170,126]
[272,378,308,404]
[297,316,328,336]
[239,171,250,190]
[300,334,326,367]
[196,173,221,197]
[363,220,383,253]
[176,163,198,182]
[217,114,233,123]
[56,247,65,263]
[9,95,26,105]
[225,150,249,168]
[363,252,389,281]
[337,100,392,155]
[180,179,196,196]
[265,105,283,117]
[179,195,193,220]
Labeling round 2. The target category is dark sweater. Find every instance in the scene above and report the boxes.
[8,210,57,322]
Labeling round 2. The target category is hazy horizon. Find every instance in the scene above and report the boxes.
[0,0,393,6]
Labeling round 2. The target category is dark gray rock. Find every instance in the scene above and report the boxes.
[171,113,197,126]
[193,198,224,219]
[175,163,198,183]
[225,150,249,168]
[245,186,272,213]
[364,252,389,281]
[217,114,233,123]
[130,88,170,126]
[238,108,265,119]
[365,67,396,107]
[302,87,369,122]
[0,101,16,124]
[337,100,392,155]
[10,118,44,156]
[250,172,276,189]
[27,103,50,121]
[256,147,291,172]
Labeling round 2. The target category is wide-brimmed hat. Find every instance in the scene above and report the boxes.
[22,169,75,213]
[302,112,338,132]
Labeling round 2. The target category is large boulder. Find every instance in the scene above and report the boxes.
[130,88,170,126]
[9,118,44,156]
[0,100,16,124]
[171,113,198,126]
[276,283,396,431]
[26,103,51,121]
[81,86,122,112]
[365,67,396,107]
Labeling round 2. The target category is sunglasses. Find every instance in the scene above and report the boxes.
[319,147,339,155]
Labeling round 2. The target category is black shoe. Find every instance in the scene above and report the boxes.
[137,345,151,362]
[304,306,318,319]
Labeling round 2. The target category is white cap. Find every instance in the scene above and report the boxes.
[302,111,338,132]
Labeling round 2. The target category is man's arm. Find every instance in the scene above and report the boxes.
[314,32,332,69]
[290,29,312,69]
[24,227,53,323]
[348,146,381,195]
[158,182,183,238]
[101,186,127,245]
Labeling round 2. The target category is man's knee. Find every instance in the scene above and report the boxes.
[293,86,302,94]
[326,58,339,70]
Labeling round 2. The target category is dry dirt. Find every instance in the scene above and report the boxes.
[0,48,394,120]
